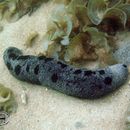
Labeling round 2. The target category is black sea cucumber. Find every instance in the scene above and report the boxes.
[3,47,128,99]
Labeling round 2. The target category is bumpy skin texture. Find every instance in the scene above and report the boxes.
[3,47,128,99]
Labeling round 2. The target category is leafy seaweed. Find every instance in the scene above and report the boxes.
[0,84,17,113]
[44,0,130,65]
[117,4,130,27]
[87,0,107,25]
[4,0,129,66]
[64,32,98,62]
[0,0,50,21]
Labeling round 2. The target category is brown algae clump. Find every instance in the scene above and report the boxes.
[0,84,17,114]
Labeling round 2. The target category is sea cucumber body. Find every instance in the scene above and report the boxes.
[3,47,128,99]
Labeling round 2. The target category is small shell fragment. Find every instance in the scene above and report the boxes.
[45,88,48,91]
[21,90,28,105]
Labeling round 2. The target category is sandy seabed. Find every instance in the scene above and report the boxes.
[0,2,130,130]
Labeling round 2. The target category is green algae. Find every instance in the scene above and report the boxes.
[0,84,17,114]
[0,0,50,21]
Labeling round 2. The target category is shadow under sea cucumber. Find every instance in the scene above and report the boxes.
[3,47,128,99]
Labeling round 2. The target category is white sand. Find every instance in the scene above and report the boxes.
[0,3,130,130]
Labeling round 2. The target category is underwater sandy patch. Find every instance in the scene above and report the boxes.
[0,2,129,130]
